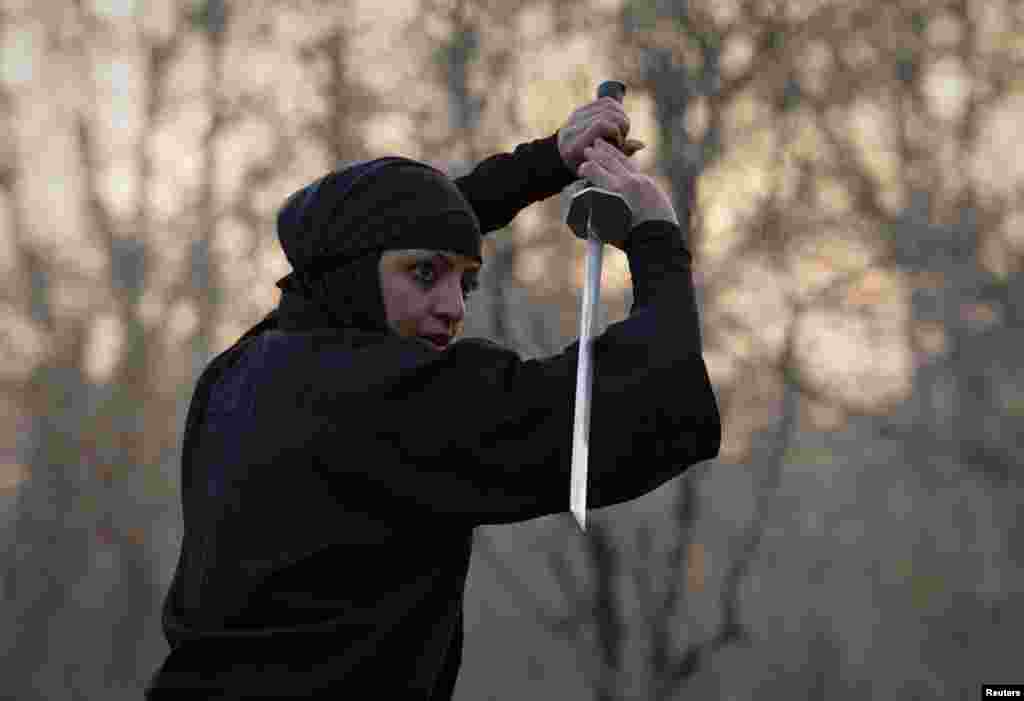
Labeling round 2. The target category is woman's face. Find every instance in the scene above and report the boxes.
[378,249,481,350]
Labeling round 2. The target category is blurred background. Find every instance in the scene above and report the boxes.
[1,0,1021,698]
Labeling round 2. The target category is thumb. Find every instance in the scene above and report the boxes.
[623,139,646,156]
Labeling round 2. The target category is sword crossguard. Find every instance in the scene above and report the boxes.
[566,186,632,244]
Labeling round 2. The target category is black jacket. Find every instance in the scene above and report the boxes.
[146,133,720,699]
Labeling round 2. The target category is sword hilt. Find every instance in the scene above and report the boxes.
[596,79,626,102]
[565,81,632,243]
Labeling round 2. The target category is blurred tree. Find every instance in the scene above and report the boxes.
[0,4,119,697]
[192,0,228,371]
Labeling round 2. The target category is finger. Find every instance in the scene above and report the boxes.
[579,119,625,149]
[583,142,633,180]
[584,96,625,112]
[572,98,628,124]
[605,105,630,137]
[578,157,618,191]
[592,102,630,135]
[598,96,629,117]
[594,137,638,171]
[569,100,608,121]
[623,139,645,155]
[566,105,629,147]
[599,109,630,141]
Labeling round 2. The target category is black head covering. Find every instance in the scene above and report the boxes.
[273,157,482,333]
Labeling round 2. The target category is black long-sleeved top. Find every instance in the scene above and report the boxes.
[145,133,720,699]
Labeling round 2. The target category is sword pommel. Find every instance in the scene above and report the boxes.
[596,80,626,102]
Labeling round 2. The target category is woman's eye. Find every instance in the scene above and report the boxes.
[412,263,437,286]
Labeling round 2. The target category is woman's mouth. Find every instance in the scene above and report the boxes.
[420,334,451,350]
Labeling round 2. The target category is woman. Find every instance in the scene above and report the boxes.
[147,113,720,699]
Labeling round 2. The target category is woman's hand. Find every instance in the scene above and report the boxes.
[557,97,645,174]
[578,137,679,245]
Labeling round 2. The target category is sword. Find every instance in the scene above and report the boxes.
[565,80,632,531]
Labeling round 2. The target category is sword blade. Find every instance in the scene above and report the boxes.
[570,216,603,531]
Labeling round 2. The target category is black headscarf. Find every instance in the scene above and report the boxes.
[273,157,483,334]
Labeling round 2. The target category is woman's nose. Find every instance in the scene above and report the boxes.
[433,276,466,323]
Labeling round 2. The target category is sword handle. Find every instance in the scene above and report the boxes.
[565,81,632,243]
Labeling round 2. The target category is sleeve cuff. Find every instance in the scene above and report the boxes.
[624,219,689,256]
[624,220,694,310]
[533,132,581,195]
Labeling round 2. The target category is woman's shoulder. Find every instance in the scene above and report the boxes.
[251,329,521,384]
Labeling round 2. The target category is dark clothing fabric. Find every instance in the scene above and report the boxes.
[275,251,389,335]
[146,132,720,699]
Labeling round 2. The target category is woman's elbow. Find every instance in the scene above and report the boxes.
[695,379,722,463]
